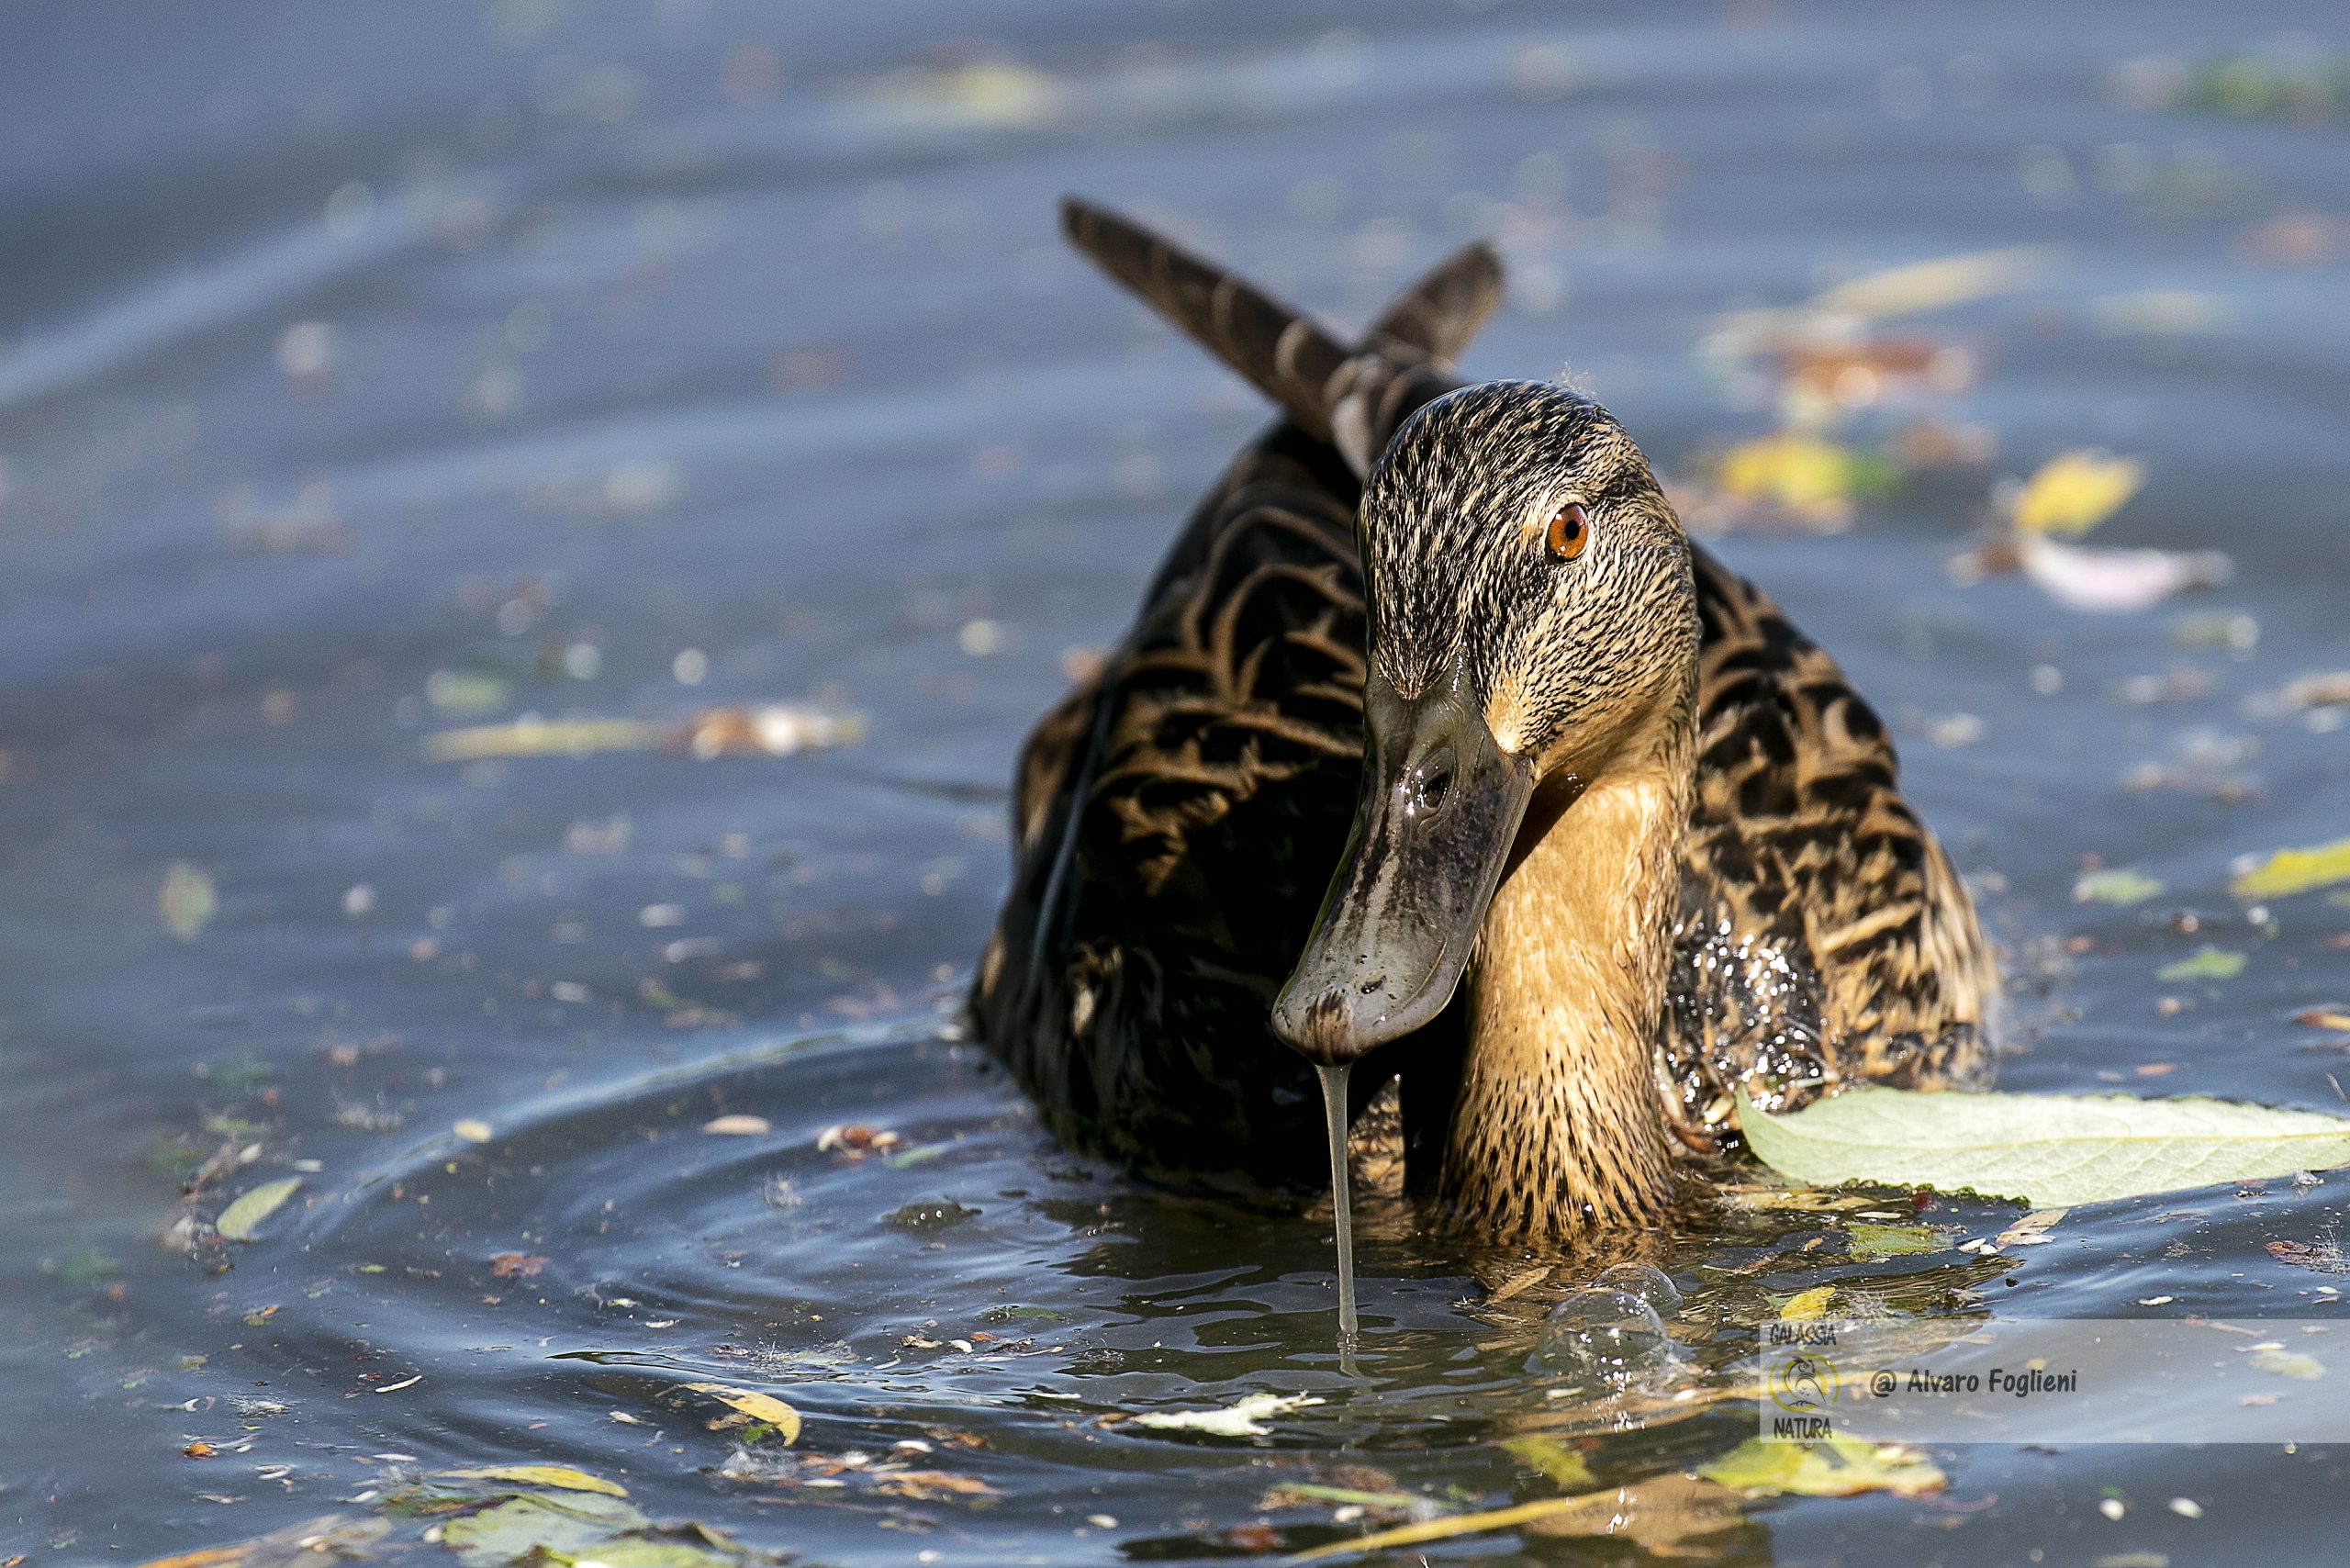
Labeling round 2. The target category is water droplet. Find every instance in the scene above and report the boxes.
[1525,1286,1673,1390]
[1592,1260,1683,1318]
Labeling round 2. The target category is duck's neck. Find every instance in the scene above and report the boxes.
[1438,700,1694,1240]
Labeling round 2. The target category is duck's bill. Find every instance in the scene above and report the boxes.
[1270,666,1533,1063]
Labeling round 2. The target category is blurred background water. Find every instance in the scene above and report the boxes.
[3,2,2347,1563]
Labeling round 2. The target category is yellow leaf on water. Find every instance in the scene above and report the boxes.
[134,1548,248,1568]
[681,1382,801,1443]
[1994,1208,2069,1249]
[1285,1495,1592,1564]
[2011,449,2145,536]
[133,1514,389,1568]
[1777,1285,1836,1322]
[453,1118,495,1144]
[1502,1435,1596,1489]
[134,1547,249,1568]
[2251,1348,2326,1381]
[2232,835,2350,900]
[160,862,218,941]
[1699,1435,1946,1497]
[216,1177,301,1242]
[863,62,1064,131]
[437,1464,629,1497]
[1715,433,1863,524]
[1809,245,2056,322]
[423,717,658,763]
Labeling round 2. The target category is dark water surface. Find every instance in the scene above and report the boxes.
[5,2,2349,1563]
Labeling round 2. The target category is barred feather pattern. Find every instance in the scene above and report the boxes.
[1659,564,1998,1148]
[978,429,1382,1183]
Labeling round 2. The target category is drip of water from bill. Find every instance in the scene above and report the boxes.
[1315,1060,1359,1348]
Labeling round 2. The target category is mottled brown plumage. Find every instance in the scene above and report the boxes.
[974,199,1995,1239]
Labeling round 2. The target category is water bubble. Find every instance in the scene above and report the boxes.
[1525,1286,1673,1389]
[1591,1260,1683,1318]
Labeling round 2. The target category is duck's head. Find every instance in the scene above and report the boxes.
[1270,380,1697,1063]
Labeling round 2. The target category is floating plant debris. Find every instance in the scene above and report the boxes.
[214,1177,301,1242]
[1132,1392,1324,1438]
[1740,1086,2350,1205]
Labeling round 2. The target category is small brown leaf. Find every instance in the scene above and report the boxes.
[1487,1265,1551,1304]
[871,1469,997,1501]
[489,1253,548,1280]
[817,1122,900,1154]
[1218,1522,1282,1553]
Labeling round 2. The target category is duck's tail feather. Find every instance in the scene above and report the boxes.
[1059,198,1349,441]
[1366,237,1505,367]
[1059,197,1494,477]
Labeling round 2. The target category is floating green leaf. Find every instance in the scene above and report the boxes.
[1738,1087,2350,1206]
[216,1178,302,1242]
[160,862,218,940]
[1700,1436,1945,1497]
[1501,1435,1595,1489]
[2232,835,2350,900]
[439,1493,649,1568]
[978,1304,1065,1325]
[1846,1222,1942,1260]
[2157,946,2246,981]
[2074,868,2165,905]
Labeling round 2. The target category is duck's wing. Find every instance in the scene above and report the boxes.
[977,207,1494,1185]
[1661,547,1998,1144]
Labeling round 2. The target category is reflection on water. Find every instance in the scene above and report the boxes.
[3,1,2348,1563]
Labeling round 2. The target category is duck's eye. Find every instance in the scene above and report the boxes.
[1545,501,1590,561]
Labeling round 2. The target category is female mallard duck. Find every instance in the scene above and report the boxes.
[974,200,1996,1242]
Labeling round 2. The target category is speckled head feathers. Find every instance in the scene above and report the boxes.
[1359,380,1700,768]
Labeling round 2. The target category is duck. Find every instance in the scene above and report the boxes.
[972,199,1997,1242]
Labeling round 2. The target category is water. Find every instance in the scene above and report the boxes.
[5,2,2350,1563]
